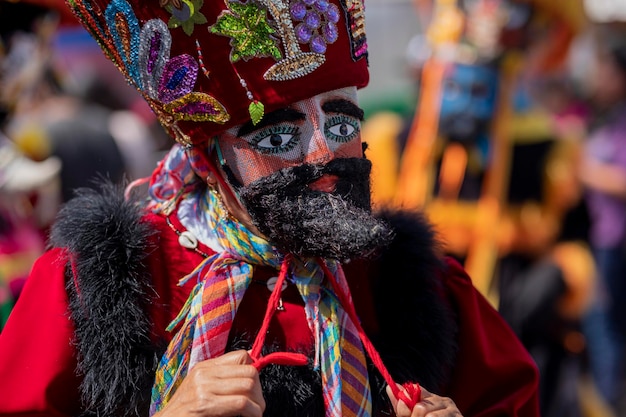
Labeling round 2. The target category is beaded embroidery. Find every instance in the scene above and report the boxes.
[290,0,340,54]
[68,0,368,144]
[210,1,282,62]
[67,0,230,144]
[211,0,342,81]
[233,66,265,125]
[195,39,211,78]
[340,0,367,60]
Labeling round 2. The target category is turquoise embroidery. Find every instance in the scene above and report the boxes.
[105,0,142,88]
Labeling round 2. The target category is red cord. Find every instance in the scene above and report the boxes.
[253,352,308,371]
[316,258,422,410]
[250,255,308,370]
[248,255,421,411]
[250,254,291,359]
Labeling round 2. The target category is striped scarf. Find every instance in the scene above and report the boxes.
[150,186,373,417]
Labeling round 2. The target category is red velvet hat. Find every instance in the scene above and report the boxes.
[65,0,369,145]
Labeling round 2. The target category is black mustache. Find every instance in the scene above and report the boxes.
[236,157,392,260]
[240,157,372,202]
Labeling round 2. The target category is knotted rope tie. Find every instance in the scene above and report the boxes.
[247,254,421,411]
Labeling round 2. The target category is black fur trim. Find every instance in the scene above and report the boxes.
[371,210,458,393]
[50,183,159,417]
[48,183,458,417]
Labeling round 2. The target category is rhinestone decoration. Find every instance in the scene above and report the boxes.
[135,16,231,128]
[295,23,313,43]
[158,54,199,103]
[233,66,265,125]
[290,0,340,54]
[139,19,171,99]
[67,0,369,145]
[258,0,325,80]
[290,2,306,20]
[68,0,121,67]
[211,0,326,81]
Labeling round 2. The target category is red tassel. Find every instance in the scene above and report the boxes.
[399,383,422,410]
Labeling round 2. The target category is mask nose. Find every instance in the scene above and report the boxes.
[303,123,332,165]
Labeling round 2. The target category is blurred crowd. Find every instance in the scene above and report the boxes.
[0,0,172,327]
[363,1,626,417]
[3,0,626,416]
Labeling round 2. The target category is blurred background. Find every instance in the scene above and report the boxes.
[363,2,626,417]
[0,0,171,335]
[2,0,626,416]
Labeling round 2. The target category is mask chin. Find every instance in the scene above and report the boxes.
[238,157,394,260]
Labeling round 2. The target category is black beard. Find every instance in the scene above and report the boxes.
[237,158,394,260]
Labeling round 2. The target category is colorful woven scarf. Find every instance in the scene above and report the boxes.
[145,143,199,215]
[149,185,373,417]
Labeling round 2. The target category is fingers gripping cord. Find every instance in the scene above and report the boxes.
[248,254,421,410]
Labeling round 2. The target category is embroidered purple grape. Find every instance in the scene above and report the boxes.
[313,0,328,13]
[290,0,340,53]
[304,10,321,29]
[322,21,337,43]
[310,34,326,54]
[290,2,306,20]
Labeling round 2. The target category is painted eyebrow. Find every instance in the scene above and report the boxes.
[321,99,364,121]
[237,107,306,137]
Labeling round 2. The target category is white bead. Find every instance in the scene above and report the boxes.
[178,231,198,249]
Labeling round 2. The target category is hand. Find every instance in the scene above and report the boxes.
[155,350,266,417]
[386,384,462,417]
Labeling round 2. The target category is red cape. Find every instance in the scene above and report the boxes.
[0,214,539,416]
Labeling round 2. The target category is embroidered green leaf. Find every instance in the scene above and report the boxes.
[210,1,282,62]
[249,100,265,125]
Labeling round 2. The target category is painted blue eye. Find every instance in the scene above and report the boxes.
[324,115,360,143]
[249,126,301,154]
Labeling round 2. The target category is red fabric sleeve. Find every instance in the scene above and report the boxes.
[442,257,540,417]
[0,248,82,416]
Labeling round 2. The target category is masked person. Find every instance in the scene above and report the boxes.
[0,0,540,416]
